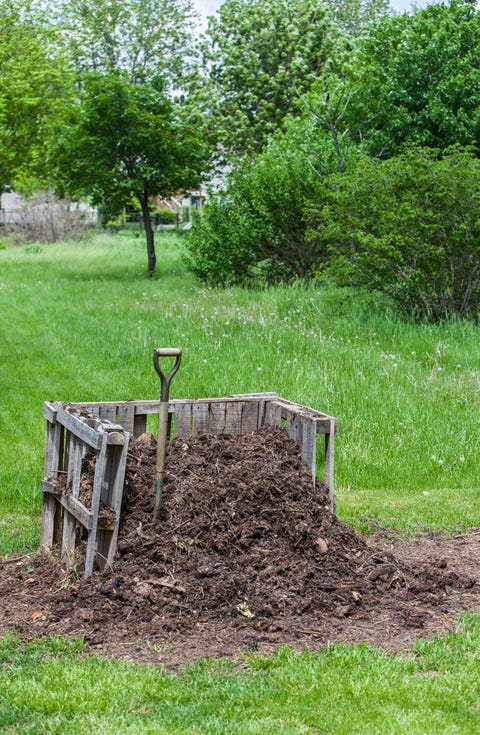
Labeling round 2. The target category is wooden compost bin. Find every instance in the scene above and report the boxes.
[41,393,337,578]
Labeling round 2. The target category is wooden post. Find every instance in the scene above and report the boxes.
[41,418,64,548]
[84,433,109,578]
[325,418,336,512]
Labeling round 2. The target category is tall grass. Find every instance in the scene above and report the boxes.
[1,232,479,554]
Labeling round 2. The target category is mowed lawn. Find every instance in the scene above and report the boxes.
[0,233,479,734]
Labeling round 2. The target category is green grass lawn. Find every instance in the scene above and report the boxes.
[0,232,479,734]
[1,614,480,735]
[1,232,479,543]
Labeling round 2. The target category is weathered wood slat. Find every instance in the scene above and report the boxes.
[41,479,59,495]
[96,435,130,567]
[240,400,260,433]
[54,406,102,449]
[133,413,147,437]
[41,474,65,547]
[274,396,330,418]
[74,394,278,416]
[173,402,192,436]
[84,434,109,577]
[256,395,274,428]
[263,400,282,427]
[324,418,336,511]
[231,392,278,400]
[66,431,74,488]
[44,420,63,479]
[192,402,209,434]
[105,431,127,446]
[117,404,135,435]
[43,401,58,423]
[60,503,77,565]
[274,398,338,435]
[101,441,129,510]
[286,410,303,450]
[300,417,317,482]
[225,401,243,433]
[40,491,58,547]
[209,402,226,433]
[59,493,93,531]
[98,405,117,423]
[70,434,83,499]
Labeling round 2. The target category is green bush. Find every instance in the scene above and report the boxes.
[184,133,323,286]
[155,208,177,225]
[313,147,480,321]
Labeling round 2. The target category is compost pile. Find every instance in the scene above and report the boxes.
[0,426,478,666]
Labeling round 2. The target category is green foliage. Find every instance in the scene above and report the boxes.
[23,244,43,254]
[56,74,178,205]
[1,616,480,733]
[189,0,480,318]
[325,0,391,37]
[155,208,177,225]
[194,0,334,158]
[55,0,197,87]
[54,72,205,274]
[192,0,393,161]
[0,0,72,191]
[313,147,480,320]
[185,132,322,285]
[345,0,480,157]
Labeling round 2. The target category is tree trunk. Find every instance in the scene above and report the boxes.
[138,188,156,276]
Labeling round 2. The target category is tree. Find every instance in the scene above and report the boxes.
[193,0,334,159]
[0,0,72,192]
[56,0,198,86]
[344,0,480,157]
[48,0,206,276]
[192,0,392,162]
[55,73,206,275]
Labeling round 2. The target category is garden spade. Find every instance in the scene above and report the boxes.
[151,347,182,525]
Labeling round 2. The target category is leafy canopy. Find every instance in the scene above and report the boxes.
[56,0,198,86]
[194,0,333,159]
[0,0,72,192]
[344,0,480,156]
[192,0,391,161]
[185,118,325,285]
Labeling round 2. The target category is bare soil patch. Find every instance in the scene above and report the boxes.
[0,427,478,668]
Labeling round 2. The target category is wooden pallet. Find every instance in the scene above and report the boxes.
[40,403,130,578]
[40,393,337,578]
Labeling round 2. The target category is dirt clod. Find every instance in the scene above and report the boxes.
[0,426,478,667]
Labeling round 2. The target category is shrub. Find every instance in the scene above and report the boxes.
[155,208,177,225]
[312,147,480,321]
[4,189,94,243]
[184,133,323,286]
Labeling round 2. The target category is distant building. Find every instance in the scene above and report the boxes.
[0,191,23,224]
